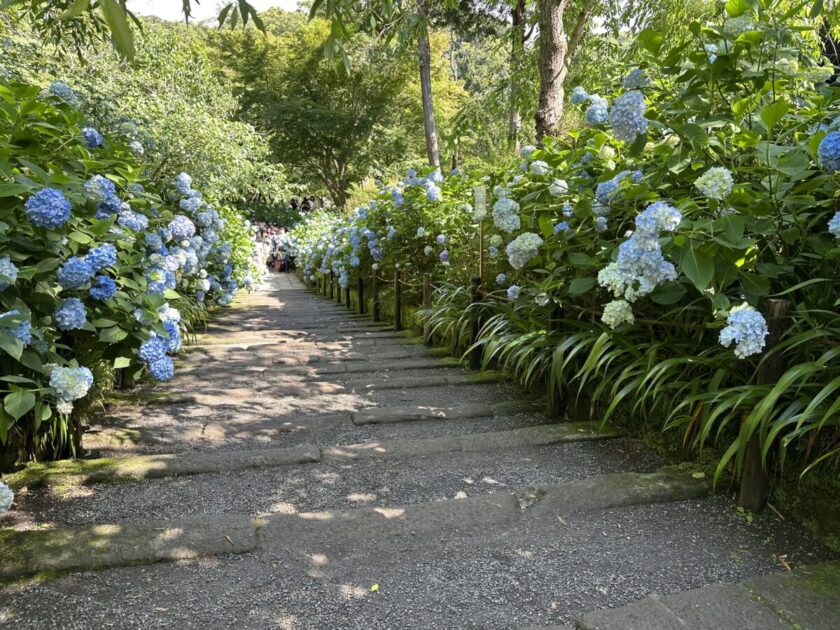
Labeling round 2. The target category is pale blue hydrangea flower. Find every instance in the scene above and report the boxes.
[585,95,609,125]
[54,297,87,330]
[50,365,93,400]
[0,256,18,291]
[416,227,426,237]
[424,245,433,256]
[520,145,537,159]
[169,215,196,241]
[148,356,174,381]
[496,273,506,285]
[562,203,573,218]
[530,160,551,176]
[25,188,72,229]
[570,86,588,105]
[489,234,503,248]
[81,127,103,148]
[58,256,94,289]
[622,69,650,90]
[118,209,149,232]
[89,275,116,300]
[609,91,647,143]
[602,299,635,329]
[87,243,117,271]
[554,221,571,235]
[350,255,360,267]
[129,140,145,155]
[596,217,609,232]
[179,197,202,213]
[818,131,840,173]
[175,172,192,195]
[84,175,116,204]
[705,43,718,63]
[719,303,768,359]
[489,246,499,257]
[695,167,734,200]
[0,481,12,513]
[828,211,840,238]
[139,335,169,365]
[492,198,521,233]
[163,320,181,353]
[436,234,446,245]
[48,81,79,107]
[505,232,543,269]
[507,284,520,300]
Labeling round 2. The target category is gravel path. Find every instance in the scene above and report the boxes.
[1,272,832,629]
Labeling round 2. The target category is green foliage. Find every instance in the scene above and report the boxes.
[289,1,840,486]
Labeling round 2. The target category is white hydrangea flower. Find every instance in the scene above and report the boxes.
[695,167,734,200]
[505,232,544,269]
[602,299,635,329]
[0,481,13,512]
[530,160,551,176]
[548,179,569,197]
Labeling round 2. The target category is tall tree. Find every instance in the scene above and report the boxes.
[535,0,594,140]
[313,0,445,167]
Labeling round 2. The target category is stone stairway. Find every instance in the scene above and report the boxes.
[0,273,836,629]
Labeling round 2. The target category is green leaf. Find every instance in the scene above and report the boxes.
[99,326,128,343]
[740,272,770,297]
[0,332,24,360]
[0,183,29,197]
[538,215,554,239]
[4,390,35,421]
[649,282,687,305]
[113,356,131,369]
[759,101,789,130]
[637,28,664,54]
[680,242,714,290]
[725,0,756,17]
[100,0,136,59]
[568,277,597,295]
[67,231,93,244]
[60,0,89,19]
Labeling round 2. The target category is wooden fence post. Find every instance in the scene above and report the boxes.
[738,298,791,514]
[393,269,402,331]
[372,275,380,322]
[468,276,482,370]
[345,278,351,308]
[336,276,342,304]
[422,273,432,345]
[329,271,334,299]
[358,277,365,315]
[546,304,563,419]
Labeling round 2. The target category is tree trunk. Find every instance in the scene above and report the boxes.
[535,0,568,141]
[418,26,441,167]
[508,0,525,153]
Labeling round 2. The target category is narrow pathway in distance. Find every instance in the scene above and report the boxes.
[0,273,833,629]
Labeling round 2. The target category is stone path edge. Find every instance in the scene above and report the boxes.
[0,464,709,580]
[5,423,617,490]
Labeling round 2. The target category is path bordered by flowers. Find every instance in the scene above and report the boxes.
[0,274,828,628]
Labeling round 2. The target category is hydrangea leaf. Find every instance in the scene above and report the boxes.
[680,241,714,291]
[4,389,36,421]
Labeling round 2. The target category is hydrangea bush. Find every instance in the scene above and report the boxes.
[0,75,256,467]
[288,2,840,480]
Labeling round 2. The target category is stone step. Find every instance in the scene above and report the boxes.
[0,465,709,579]
[7,423,618,489]
[352,400,538,425]
[575,559,840,630]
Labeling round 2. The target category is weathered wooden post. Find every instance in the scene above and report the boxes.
[738,298,791,514]
[345,278,352,308]
[393,269,402,331]
[372,274,381,322]
[329,271,334,299]
[468,276,482,370]
[358,277,365,315]
[336,276,342,304]
[546,304,563,419]
[422,273,432,345]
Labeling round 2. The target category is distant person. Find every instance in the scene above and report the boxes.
[300,197,312,212]
[290,198,299,211]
